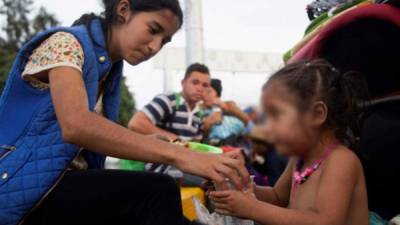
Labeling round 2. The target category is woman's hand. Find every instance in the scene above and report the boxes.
[175,149,250,191]
[210,185,257,219]
[147,134,174,142]
[224,148,246,165]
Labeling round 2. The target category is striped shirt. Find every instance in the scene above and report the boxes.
[141,93,204,141]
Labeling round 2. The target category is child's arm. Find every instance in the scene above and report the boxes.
[253,160,294,206]
[211,150,361,225]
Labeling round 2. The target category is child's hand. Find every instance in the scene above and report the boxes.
[210,188,257,219]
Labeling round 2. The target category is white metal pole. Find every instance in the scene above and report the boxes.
[185,0,205,65]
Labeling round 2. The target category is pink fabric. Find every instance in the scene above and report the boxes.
[289,4,400,63]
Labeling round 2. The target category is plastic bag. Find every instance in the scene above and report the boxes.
[193,197,254,225]
[369,212,388,225]
[390,215,400,225]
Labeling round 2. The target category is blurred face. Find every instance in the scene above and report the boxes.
[261,82,315,156]
[110,1,180,65]
[204,87,218,107]
[182,72,211,105]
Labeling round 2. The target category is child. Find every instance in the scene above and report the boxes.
[210,59,369,225]
[202,79,249,146]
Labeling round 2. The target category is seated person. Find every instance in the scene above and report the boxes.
[129,62,211,142]
[202,79,252,146]
[244,106,261,123]
[129,63,211,186]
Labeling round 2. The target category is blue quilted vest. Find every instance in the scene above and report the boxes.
[0,19,123,225]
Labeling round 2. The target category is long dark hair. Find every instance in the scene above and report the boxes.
[264,59,369,147]
[72,0,183,46]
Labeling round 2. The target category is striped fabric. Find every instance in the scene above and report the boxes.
[142,93,203,141]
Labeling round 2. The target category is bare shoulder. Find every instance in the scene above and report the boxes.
[324,146,363,176]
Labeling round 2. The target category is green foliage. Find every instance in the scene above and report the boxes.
[0,48,15,92]
[119,77,136,126]
[0,0,59,92]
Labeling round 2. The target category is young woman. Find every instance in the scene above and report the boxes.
[0,0,249,224]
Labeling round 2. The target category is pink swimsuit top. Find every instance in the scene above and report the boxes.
[291,142,339,202]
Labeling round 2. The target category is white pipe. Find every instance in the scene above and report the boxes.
[185,0,205,65]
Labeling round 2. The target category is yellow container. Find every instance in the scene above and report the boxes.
[180,187,206,221]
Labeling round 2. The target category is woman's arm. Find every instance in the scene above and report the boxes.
[128,111,178,141]
[49,67,250,189]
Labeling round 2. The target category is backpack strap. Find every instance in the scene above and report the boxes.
[174,92,181,111]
